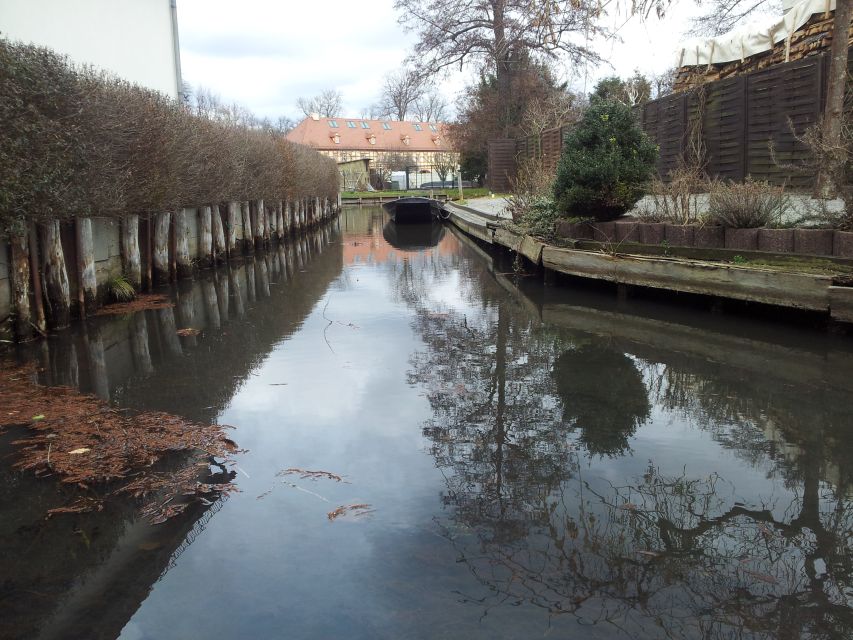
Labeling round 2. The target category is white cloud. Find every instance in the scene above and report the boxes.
[176,0,731,121]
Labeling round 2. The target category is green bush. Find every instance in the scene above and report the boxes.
[553,100,657,221]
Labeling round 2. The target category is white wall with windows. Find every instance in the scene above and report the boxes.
[1,0,181,98]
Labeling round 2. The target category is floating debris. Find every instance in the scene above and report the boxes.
[0,361,239,523]
[95,294,175,316]
[277,468,347,483]
[176,327,201,337]
[327,503,374,521]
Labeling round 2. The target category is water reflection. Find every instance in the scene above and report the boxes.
[411,227,853,638]
[3,208,853,639]
[382,221,445,251]
[0,224,342,640]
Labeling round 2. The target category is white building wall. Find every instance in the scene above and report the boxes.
[0,0,180,98]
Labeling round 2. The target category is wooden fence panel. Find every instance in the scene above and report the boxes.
[487,139,518,192]
[745,55,823,187]
[702,75,746,181]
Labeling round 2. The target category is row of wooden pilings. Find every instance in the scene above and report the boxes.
[7,196,338,341]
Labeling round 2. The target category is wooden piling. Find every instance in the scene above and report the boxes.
[9,228,32,340]
[153,212,171,284]
[175,209,192,278]
[199,205,213,268]
[76,218,97,313]
[121,214,142,291]
[226,202,239,257]
[212,204,226,262]
[41,220,71,329]
[241,201,253,254]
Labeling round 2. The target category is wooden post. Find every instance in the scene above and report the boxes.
[175,209,192,278]
[144,216,153,291]
[27,223,47,334]
[269,202,278,241]
[241,201,253,254]
[153,212,171,284]
[198,205,213,268]
[212,204,227,261]
[226,202,239,257]
[76,218,97,314]
[9,228,32,340]
[276,201,284,241]
[253,199,265,250]
[121,214,142,291]
[262,202,271,245]
[41,220,71,329]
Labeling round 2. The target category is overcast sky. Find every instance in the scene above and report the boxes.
[175,1,764,122]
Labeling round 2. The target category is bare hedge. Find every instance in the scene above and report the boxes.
[0,39,338,232]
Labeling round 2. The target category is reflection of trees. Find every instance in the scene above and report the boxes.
[553,346,651,457]
[406,230,853,638]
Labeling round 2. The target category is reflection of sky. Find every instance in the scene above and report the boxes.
[120,209,850,639]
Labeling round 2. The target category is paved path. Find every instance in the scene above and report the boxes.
[461,196,512,219]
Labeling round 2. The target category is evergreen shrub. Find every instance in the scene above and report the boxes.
[553,101,657,221]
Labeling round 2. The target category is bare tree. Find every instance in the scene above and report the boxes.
[376,69,425,121]
[518,90,583,137]
[295,89,343,118]
[431,152,457,182]
[688,0,780,37]
[395,0,605,103]
[413,88,449,122]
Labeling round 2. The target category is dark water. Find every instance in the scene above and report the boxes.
[3,207,853,639]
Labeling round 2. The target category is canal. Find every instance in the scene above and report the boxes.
[2,206,853,639]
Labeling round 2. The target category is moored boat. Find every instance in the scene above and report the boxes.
[382,197,444,223]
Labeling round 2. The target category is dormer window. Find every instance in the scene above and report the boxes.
[368,134,376,145]
[331,132,340,144]
[432,136,441,145]
[401,134,410,145]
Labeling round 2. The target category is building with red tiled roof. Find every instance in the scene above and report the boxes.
[286,115,459,188]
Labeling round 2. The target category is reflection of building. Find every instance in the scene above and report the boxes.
[287,115,459,187]
[1,0,183,99]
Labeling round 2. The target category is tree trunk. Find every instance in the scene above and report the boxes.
[121,214,142,291]
[818,0,853,197]
[153,212,171,284]
[144,216,153,291]
[76,218,97,314]
[269,202,278,241]
[9,228,32,340]
[175,209,192,278]
[27,223,47,334]
[241,201,253,253]
[41,220,71,329]
[198,205,213,268]
[262,202,271,244]
[226,202,239,257]
[212,204,227,261]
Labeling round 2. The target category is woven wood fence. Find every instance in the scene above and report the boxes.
[488,51,837,191]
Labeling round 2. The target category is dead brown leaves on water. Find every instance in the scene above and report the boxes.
[95,294,174,316]
[176,327,201,337]
[0,361,239,523]
[327,503,374,521]
[277,468,348,483]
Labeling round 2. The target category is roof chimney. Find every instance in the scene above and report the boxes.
[310,113,320,121]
